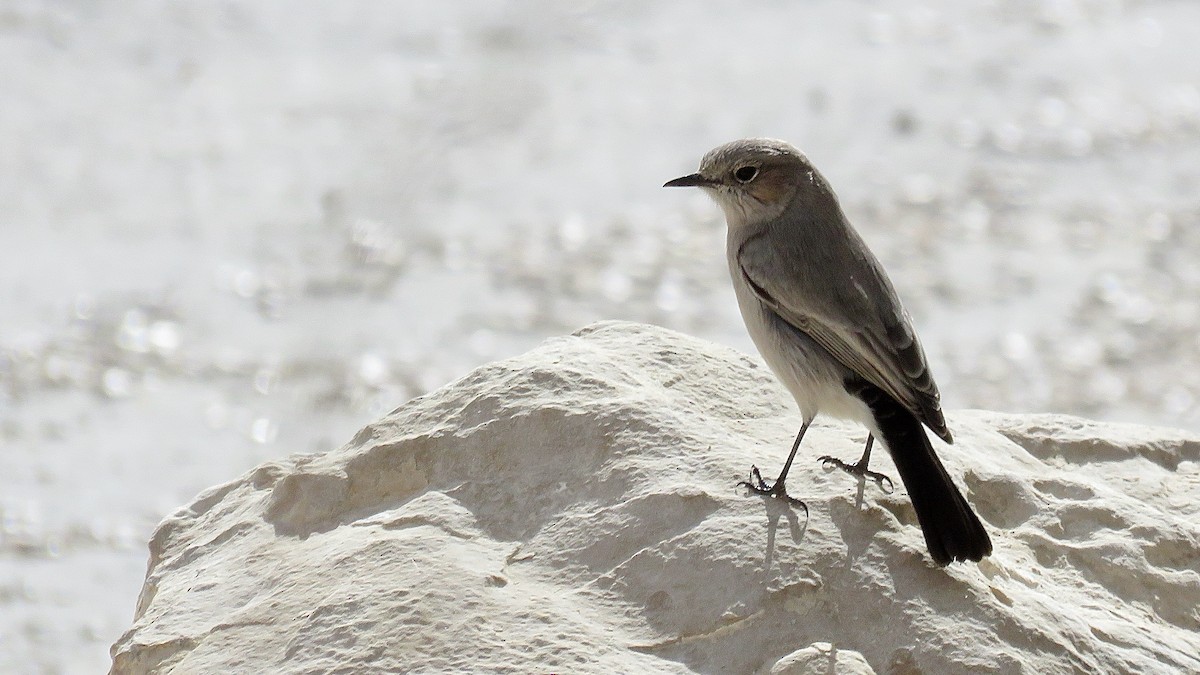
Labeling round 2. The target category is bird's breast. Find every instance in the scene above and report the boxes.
[727,252,875,427]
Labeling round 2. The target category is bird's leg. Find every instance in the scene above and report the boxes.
[818,435,894,493]
[739,420,810,514]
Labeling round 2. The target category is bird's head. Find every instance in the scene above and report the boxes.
[665,138,826,228]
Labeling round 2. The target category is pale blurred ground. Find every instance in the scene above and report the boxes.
[2,1,1199,671]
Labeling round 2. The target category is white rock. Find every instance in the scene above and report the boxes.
[109,321,1200,674]
[762,642,874,674]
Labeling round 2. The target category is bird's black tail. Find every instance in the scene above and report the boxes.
[848,379,992,566]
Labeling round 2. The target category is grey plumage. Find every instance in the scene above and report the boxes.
[666,138,991,565]
[733,173,950,442]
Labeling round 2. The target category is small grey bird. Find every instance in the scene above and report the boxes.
[665,138,991,566]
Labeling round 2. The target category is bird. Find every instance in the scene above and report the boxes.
[664,138,992,566]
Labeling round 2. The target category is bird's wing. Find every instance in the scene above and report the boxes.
[736,225,951,443]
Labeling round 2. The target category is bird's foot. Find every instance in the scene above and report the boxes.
[737,465,808,515]
[817,455,894,493]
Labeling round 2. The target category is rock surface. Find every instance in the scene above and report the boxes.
[110,321,1200,674]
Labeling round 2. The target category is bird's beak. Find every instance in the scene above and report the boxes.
[663,173,714,188]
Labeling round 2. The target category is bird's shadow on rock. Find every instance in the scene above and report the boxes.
[743,491,809,571]
[742,468,888,572]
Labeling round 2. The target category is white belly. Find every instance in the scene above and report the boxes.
[730,262,876,430]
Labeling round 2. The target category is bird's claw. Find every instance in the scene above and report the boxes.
[737,465,809,515]
[739,465,770,491]
[818,455,895,493]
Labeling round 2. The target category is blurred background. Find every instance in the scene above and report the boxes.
[2,0,1199,671]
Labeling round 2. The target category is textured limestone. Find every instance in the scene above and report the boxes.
[110,321,1200,673]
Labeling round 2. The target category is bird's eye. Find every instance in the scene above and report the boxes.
[733,166,759,183]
